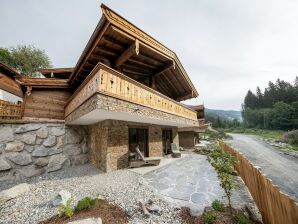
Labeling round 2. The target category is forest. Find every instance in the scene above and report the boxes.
[242,77,298,130]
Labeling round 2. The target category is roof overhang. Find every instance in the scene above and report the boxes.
[18,77,70,89]
[68,4,198,101]
[39,67,74,79]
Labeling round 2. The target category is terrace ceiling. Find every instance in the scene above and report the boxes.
[68,4,198,101]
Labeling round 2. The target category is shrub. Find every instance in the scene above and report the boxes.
[202,211,216,224]
[283,130,298,145]
[75,196,99,212]
[234,212,251,224]
[212,199,224,212]
[57,199,74,218]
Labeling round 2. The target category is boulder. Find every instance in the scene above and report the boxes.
[0,183,30,202]
[63,144,82,156]
[6,153,32,166]
[32,146,48,157]
[71,154,89,166]
[43,136,57,147]
[17,165,45,178]
[52,190,71,206]
[47,154,70,172]
[50,127,65,136]
[15,124,41,134]
[16,133,36,145]
[34,158,49,167]
[0,126,14,142]
[5,142,24,152]
[0,158,11,171]
[67,217,102,224]
[36,127,48,139]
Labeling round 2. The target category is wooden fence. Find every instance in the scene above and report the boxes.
[0,99,22,120]
[219,141,298,224]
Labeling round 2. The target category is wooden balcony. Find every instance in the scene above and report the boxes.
[65,63,198,126]
[198,118,205,128]
[0,100,22,120]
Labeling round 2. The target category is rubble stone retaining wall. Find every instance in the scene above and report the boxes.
[0,123,89,181]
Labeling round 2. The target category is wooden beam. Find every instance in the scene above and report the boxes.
[115,39,139,67]
[122,68,151,77]
[127,58,156,69]
[154,61,175,77]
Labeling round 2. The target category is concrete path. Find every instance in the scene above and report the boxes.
[143,154,253,213]
[225,133,298,201]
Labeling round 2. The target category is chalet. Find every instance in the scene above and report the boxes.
[0,4,203,176]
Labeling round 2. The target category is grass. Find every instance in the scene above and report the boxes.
[225,128,284,141]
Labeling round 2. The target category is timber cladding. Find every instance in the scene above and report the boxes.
[219,141,298,224]
[0,71,22,97]
[23,89,71,120]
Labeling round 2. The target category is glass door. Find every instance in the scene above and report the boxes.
[129,128,148,157]
[162,129,172,155]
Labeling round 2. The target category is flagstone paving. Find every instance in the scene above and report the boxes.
[144,154,250,213]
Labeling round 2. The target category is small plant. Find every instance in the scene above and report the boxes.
[75,196,99,212]
[207,145,237,216]
[202,211,216,224]
[212,199,224,212]
[57,199,74,218]
[234,212,251,224]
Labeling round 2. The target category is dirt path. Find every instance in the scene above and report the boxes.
[225,133,298,201]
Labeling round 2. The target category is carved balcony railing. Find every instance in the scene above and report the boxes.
[0,99,22,120]
[198,118,205,128]
[65,63,197,121]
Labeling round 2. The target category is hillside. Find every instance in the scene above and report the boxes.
[205,108,242,121]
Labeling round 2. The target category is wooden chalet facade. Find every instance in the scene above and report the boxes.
[0,4,201,173]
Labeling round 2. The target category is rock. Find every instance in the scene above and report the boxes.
[25,145,35,153]
[17,166,45,178]
[64,144,82,156]
[5,142,24,152]
[34,158,49,167]
[15,124,41,134]
[67,217,102,224]
[43,136,57,147]
[0,144,5,154]
[0,158,11,171]
[16,133,36,145]
[0,126,14,142]
[204,206,214,213]
[48,148,63,156]
[32,146,48,157]
[50,127,65,136]
[36,138,43,145]
[71,154,89,166]
[36,127,48,139]
[146,204,161,213]
[52,190,71,206]
[0,183,30,202]
[189,207,203,217]
[6,153,32,166]
[47,154,70,172]
[64,129,83,145]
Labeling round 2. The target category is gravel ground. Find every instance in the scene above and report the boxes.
[0,164,183,224]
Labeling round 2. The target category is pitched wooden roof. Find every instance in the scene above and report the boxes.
[0,62,21,78]
[0,63,23,97]
[39,68,73,79]
[68,4,198,101]
[18,77,70,89]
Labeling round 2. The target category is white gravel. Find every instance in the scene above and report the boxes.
[0,164,183,224]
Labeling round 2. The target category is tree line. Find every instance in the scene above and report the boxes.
[242,77,298,130]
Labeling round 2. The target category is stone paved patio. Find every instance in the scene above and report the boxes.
[144,154,251,213]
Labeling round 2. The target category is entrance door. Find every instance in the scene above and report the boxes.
[162,129,172,155]
[129,128,148,157]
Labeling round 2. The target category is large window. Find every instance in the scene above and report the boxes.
[129,128,148,157]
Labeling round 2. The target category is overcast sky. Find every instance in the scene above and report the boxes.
[1,0,297,110]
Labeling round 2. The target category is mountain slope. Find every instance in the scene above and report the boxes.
[205,108,242,121]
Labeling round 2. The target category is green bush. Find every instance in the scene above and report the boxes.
[212,199,224,212]
[57,199,74,218]
[75,196,99,212]
[202,211,216,224]
[234,212,251,224]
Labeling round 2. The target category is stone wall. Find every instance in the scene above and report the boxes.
[88,120,171,172]
[179,131,195,148]
[0,123,89,181]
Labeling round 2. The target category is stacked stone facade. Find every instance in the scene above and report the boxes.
[0,123,89,181]
[88,120,178,172]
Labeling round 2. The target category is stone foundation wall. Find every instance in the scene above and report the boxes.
[0,123,89,181]
[88,120,171,172]
[179,131,195,148]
